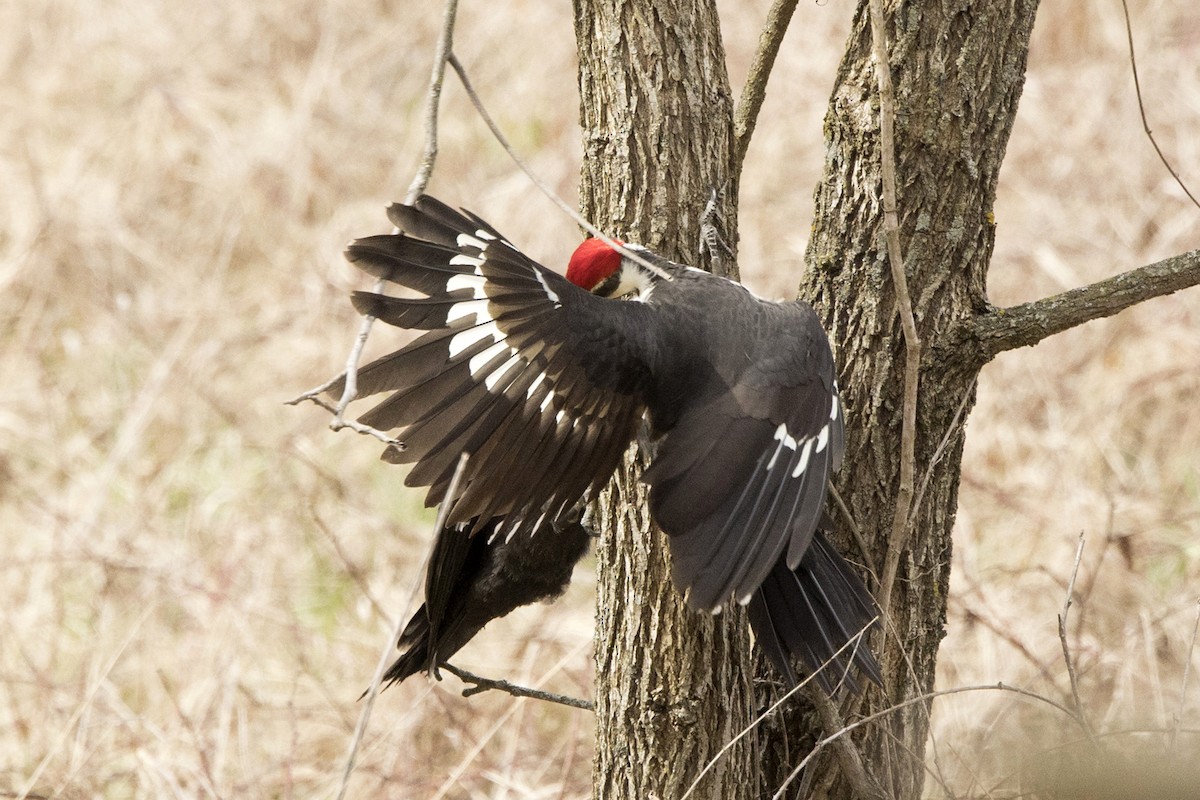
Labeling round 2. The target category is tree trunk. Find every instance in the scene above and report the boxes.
[576,0,1042,797]
[766,2,1042,797]
[573,2,756,798]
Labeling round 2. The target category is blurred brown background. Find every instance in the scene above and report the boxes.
[2,1,1197,797]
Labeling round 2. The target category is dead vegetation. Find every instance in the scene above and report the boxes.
[1,0,1196,797]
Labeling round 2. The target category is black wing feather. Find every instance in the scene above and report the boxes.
[747,530,882,692]
[333,196,655,531]
[644,299,844,611]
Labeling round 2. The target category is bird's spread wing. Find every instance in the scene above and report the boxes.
[332,196,654,538]
[644,304,844,611]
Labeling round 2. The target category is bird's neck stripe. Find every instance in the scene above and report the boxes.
[615,261,657,302]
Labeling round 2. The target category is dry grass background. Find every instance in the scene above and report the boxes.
[2,0,1197,797]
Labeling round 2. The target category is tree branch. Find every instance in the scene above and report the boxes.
[405,0,458,205]
[950,248,1200,362]
[440,663,593,710]
[868,0,922,652]
[288,0,459,424]
[446,54,665,279]
[732,0,799,176]
[805,686,888,800]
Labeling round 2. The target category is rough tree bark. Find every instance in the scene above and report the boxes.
[775,4,1041,797]
[573,2,756,798]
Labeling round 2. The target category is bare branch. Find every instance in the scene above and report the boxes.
[868,0,922,650]
[1057,532,1100,749]
[1120,0,1200,210]
[805,686,888,800]
[681,624,877,800]
[336,452,470,800]
[292,0,460,428]
[951,248,1200,362]
[285,391,400,446]
[732,0,800,176]
[439,663,592,710]
[446,54,666,280]
[406,0,459,204]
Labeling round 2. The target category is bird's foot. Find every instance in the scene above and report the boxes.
[699,186,735,278]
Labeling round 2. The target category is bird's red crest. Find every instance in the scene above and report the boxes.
[566,237,623,291]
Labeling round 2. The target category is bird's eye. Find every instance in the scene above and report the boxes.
[594,272,623,298]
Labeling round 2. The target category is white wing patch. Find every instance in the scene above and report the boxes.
[468,340,511,377]
[815,424,830,454]
[533,268,562,308]
[768,423,825,480]
[768,423,798,470]
[446,272,487,299]
[483,352,523,391]
[792,439,814,478]
[446,298,491,324]
[448,320,501,358]
[456,232,490,249]
[526,371,547,399]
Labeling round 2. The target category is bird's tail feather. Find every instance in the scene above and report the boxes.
[747,529,881,693]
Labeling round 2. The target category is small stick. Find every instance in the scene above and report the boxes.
[335,452,470,800]
[439,664,592,711]
[1057,531,1100,749]
[868,0,922,638]
[1169,599,1200,755]
[1120,0,1199,210]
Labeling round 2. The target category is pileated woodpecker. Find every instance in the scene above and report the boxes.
[336,195,881,690]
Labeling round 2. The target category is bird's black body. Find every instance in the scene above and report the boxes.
[382,513,591,686]
[336,195,880,690]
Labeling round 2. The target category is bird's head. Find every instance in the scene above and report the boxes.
[566,238,658,300]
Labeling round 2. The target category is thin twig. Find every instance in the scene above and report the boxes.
[290,0,459,426]
[1057,531,1100,749]
[439,663,592,710]
[770,681,1086,799]
[406,0,459,204]
[831,483,877,577]
[680,623,877,800]
[805,686,888,800]
[342,0,459,419]
[284,392,400,446]
[907,377,975,530]
[868,0,922,658]
[733,0,800,174]
[336,452,470,800]
[1120,0,1200,210]
[428,644,589,800]
[446,54,668,280]
[1170,599,1200,755]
